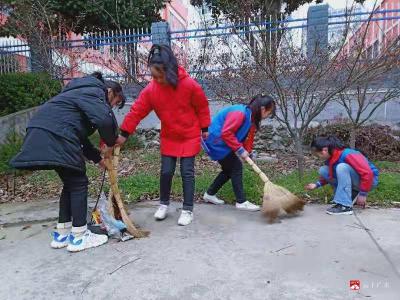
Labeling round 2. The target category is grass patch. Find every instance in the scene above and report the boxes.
[86,164,101,178]
[4,143,398,207]
[120,174,160,202]
[275,170,333,204]
[120,167,266,205]
[140,151,160,163]
[120,163,400,207]
[275,169,400,205]
[374,161,400,172]
[368,172,400,205]
[26,170,60,185]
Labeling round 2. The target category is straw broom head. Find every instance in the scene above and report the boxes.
[262,182,306,223]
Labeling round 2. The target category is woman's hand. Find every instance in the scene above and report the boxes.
[305,183,317,191]
[103,146,114,159]
[115,135,127,146]
[239,150,249,160]
[356,195,367,208]
[98,159,107,169]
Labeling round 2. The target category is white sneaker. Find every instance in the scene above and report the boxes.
[178,210,193,226]
[50,232,70,249]
[67,229,108,253]
[203,192,225,205]
[236,201,260,212]
[50,222,71,249]
[154,204,168,220]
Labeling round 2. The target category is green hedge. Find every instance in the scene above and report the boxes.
[0,132,23,174]
[0,72,62,117]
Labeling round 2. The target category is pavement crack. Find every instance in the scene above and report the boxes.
[81,281,92,296]
[353,211,400,281]
[108,257,141,275]
[271,243,295,253]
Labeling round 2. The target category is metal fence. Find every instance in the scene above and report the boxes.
[0,7,399,81]
[0,37,30,74]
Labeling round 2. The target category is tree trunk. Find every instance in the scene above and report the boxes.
[349,126,357,149]
[294,136,305,180]
[28,35,52,74]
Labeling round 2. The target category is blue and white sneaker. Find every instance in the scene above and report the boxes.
[50,231,70,249]
[67,229,108,253]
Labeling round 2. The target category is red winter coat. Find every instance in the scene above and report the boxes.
[120,66,211,157]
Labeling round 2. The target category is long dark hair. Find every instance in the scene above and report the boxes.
[248,93,276,130]
[310,136,345,155]
[91,72,126,109]
[148,44,179,88]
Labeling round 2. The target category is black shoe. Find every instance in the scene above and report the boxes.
[351,190,359,201]
[326,204,353,215]
[87,224,108,235]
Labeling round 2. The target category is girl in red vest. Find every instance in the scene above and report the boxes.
[116,44,210,226]
[202,94,276,211]
[305,136,379,215]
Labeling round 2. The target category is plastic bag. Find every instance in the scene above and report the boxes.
[98,191,126,239]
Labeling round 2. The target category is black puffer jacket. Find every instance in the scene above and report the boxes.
[10,75,118,172]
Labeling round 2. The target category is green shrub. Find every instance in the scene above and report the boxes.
[0,132,23,174]
[0,72,62,117]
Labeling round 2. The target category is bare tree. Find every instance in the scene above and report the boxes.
[190,3,390,179]
[337,31,400,148]
[0,0,88,79]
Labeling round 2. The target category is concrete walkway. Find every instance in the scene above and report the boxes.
[1,200,399,300]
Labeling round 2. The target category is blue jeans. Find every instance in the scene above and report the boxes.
[319,163,377,207]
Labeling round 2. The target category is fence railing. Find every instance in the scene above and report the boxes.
[0,7,399,80]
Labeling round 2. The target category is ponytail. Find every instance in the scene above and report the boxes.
[310,136,345,154]
[148,44,178,88]
[247,93,276,130]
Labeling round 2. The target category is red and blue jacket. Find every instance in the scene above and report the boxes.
[316,148,379,196]
[203,104,256,161]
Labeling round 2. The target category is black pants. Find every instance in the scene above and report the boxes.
[160,156,195,211]
[207,152,246,203]
[56,168,89,227]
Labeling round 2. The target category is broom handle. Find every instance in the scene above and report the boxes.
[105,146,120,194]
[245,157,271,183]
[105,146,142,234]
[103,146,149,238]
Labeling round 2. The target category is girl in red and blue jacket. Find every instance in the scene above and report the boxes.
[202,94,276,211]
[305,136,379,215]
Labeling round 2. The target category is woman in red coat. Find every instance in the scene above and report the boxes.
[116,44,210,226]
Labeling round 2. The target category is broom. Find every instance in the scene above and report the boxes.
[245,157,306,223]
[104,146,150,238]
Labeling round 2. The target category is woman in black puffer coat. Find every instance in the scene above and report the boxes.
[11,72,126,252]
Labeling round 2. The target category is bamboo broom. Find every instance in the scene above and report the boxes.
[105,146,150,238]
[245,157,306,223]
